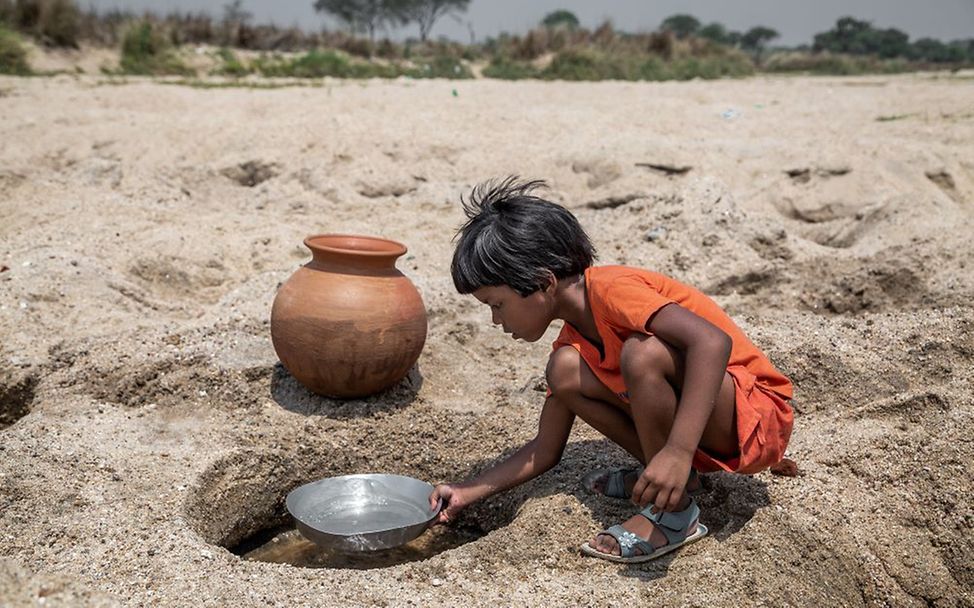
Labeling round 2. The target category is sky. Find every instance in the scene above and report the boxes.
[82,0,974,46]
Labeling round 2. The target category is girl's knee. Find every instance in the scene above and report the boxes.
[620,335,675,384]
[546,346,582,397]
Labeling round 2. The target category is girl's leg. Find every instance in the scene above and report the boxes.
[588,334,737,556]
[546,347,643,463]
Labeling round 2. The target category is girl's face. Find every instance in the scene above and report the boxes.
[471,284,554,342]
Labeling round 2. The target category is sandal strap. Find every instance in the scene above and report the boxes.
[639,499,700,546]
[602,525,654,559]
[604,468,632,498]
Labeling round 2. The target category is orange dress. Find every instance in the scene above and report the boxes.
[552,266,794,474]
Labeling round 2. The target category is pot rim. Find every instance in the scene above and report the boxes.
[303,233,408,259]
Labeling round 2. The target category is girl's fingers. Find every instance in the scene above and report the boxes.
[654,487,671,511]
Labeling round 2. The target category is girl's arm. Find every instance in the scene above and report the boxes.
[430,395,575,523]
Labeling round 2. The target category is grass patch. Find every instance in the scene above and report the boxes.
[118,21,193,76]
[213,47,250,77]
[163,78,325,89]
[538,48,753,81]
[0,23,31,75]
[764,52,916,75]
[482,56,540,80]
[875,113,917,122]
[252,49,394,78]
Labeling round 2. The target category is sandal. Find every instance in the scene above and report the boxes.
[581,467,640,499]
[582,467,704,499]
[579,498,708,564]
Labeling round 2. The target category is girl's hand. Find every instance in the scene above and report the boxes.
[631,446,693,512]
[429,483,467,525]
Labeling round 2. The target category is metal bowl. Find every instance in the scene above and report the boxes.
[286,473,441,552]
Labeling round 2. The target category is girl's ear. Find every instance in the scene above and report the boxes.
[543,270,557,294]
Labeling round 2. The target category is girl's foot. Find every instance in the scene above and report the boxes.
[582,495,706,562]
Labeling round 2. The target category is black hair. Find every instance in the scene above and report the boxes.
[451,176,596,296]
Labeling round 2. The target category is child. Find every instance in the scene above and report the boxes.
[429,177,794,564]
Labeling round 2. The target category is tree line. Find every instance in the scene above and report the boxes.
[2,0,972,67]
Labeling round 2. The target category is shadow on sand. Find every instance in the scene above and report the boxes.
[269,362,424,419]
[459,439,771,581]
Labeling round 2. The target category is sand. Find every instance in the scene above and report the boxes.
[1,70,972,607]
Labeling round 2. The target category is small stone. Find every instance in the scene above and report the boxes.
[431,577,443,587]
[200,549,213,559]
[644,226,667,242]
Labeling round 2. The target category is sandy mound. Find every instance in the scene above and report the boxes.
[1,72,972,606]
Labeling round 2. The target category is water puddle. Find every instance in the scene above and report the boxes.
[234,524,482,569]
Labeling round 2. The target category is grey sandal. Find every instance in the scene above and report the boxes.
[580,498,709,564]
[582,467,639,499]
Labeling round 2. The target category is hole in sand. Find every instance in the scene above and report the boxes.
[186,449,487,570]
[0,368,38,430]
[231,520,482,569]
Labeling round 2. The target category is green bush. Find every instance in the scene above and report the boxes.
[540,46,754,82]
[214,46,250,76]
[119,21,192,75]
[482,56,540,79]
[542,48,626,80]
[253,49,396,78]
[0,23,30,74]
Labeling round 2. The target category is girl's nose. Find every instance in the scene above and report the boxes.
[491,309,501,325]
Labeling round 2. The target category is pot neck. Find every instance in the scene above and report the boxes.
[303,234,407,275]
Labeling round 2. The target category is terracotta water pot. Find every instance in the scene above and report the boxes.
[270,234,427,398]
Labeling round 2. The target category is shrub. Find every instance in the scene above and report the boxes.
[214,46,249,76]
[253,49,396,79]
[0,23,30,74]
[542,48,629,80]
[482,56,539,79]
[764,51,915,75]
[3,0,79,47]
[119,21,192,75]
[37,0,78,47]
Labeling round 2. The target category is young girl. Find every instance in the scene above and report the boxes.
[429,177,794,563]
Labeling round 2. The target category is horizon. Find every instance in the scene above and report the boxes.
[80,0,974,47]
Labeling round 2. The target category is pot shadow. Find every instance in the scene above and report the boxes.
[457,439,771,580]
[270,362,424,419]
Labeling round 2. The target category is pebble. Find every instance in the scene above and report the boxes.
[645,226,667,242]
[431,578,443,587]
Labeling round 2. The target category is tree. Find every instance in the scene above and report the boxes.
[697,22,727,44]
[741,26,778,52]
[541,9,579,30]
[221,0,252,47]
[911,37,965,63]
[659,14,700,39]
[395,0,469,42]
[313,0,400,43]
[813,17,912,59]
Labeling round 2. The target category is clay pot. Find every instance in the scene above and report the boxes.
[270,234,427,398]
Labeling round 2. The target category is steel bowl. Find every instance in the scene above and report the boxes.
[286,473,441,552]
